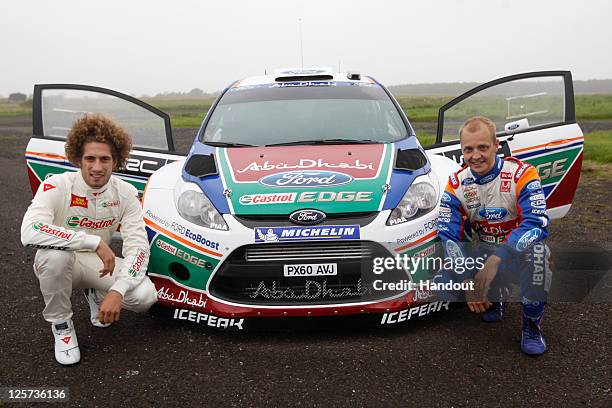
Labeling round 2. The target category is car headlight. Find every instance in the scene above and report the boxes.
[386,172,438,226]
[177,188,229,231]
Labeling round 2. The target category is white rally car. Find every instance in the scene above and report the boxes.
[25,69,583,330]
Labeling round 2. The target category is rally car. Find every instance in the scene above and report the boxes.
[25,69,583,330]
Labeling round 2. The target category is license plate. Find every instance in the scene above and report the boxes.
[283,263,337,277]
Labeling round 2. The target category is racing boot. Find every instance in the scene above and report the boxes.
[520,298,547,356]
[52,319,80,365]
[482,302,505,322]
[84,288,111,328]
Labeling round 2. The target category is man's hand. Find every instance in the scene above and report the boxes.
[464,278,492,313]
[474,255,501,301]
[97,290,123,324]
[96,240,115,278]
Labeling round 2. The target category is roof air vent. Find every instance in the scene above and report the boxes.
[274,67,334,82]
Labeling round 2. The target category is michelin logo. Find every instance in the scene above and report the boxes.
[255,225,360,243]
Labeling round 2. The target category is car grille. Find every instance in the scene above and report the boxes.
[245,242,373,262]
[209,241,408,306]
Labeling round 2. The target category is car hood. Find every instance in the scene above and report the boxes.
[217,144,394,215]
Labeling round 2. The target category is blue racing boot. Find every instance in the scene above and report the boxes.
[482,302,505,322]
[521,300,547,356]
[521,314,547,355]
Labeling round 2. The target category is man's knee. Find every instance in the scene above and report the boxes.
[124,278,158,313]
[34,250,75,276]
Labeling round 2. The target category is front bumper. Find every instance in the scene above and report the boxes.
[144,187,442,328]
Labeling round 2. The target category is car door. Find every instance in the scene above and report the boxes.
[27,84,186,197]
[425,71,583,219]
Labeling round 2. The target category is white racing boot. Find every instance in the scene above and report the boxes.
[52,319,80,365]
[84,288,111,328]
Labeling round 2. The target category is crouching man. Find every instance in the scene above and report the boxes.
[21,114,157,365]
[434,116,551,355]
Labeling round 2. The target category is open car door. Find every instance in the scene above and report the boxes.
[27,84,186,197]
[426,71,583,219]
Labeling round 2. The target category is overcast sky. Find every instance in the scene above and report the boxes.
[2,0,611,96]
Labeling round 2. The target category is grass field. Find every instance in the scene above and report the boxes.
[2,94,610,163]
[583,131,612,163]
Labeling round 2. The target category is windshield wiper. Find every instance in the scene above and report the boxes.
[203,141,256,147]
[265,139,379,147]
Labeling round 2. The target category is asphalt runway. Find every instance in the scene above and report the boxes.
[0,125,610,407]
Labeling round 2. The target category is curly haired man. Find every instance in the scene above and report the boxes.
[21,114,157,365]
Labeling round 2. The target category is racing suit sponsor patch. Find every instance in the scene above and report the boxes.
[70,194,88,208]
[514,163,530,182]
[478,207,508,221]
[127,248,147,277]
[43,183,56,192]
[439,207,451,216]
[530,243,546,286]
[66,216,116,229]
[26,244,69,250]
[500,180,511,193]
[529,193,546,201]
[479,173,496,184]
[526,180,542,191]
[449,173,459,188]
[102,200,120,208]
[464,190,478,200]
[516,228,543,252]
[32,222,75,241]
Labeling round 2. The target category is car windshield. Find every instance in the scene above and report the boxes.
[200,82,409,146]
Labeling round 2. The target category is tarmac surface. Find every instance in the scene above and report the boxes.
[0,123,610,407]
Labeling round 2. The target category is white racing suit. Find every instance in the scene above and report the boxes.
[21,171,157,322]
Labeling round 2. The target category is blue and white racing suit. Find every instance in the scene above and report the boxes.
[434,156,552,304]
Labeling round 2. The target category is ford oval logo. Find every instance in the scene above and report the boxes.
[516,228,542,251]
[259,171,353,188]
[478,207,508,221]
[289,209,326,225]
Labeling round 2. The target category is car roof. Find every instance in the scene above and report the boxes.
[230,67,377,88]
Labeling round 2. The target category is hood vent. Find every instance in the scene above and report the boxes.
[394,148,427,171]
[184,154,217,178]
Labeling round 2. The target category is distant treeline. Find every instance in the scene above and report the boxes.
[151,79,612,99]
[145,88,220,99]
[387,79,612,97]
[4,79,611,101]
